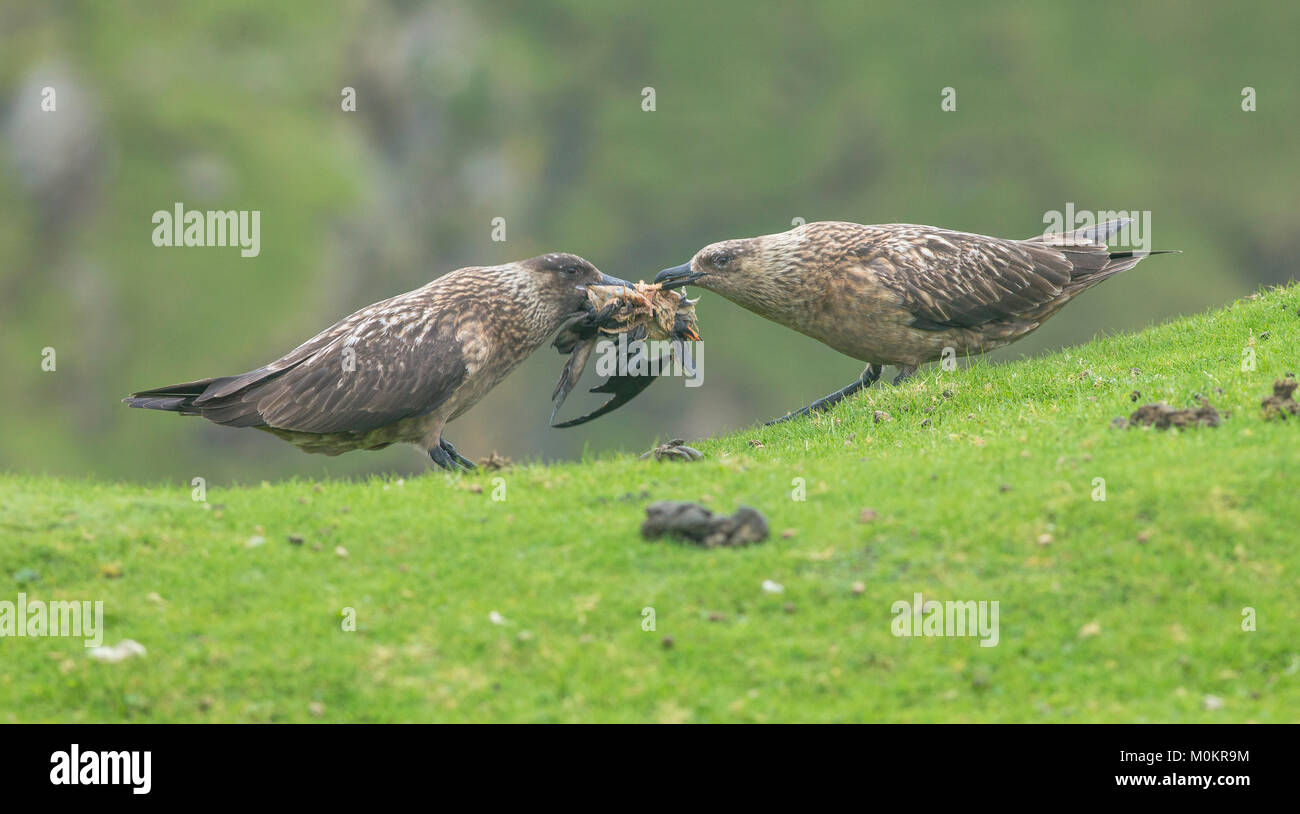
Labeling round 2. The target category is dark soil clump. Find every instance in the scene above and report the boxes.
[1125,398,1222,430]
[641,501,769,547]
[1261,378,1299,420]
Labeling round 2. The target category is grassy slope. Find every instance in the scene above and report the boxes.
[1,284,1297,723]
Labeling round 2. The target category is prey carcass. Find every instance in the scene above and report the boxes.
[550,280,702,427]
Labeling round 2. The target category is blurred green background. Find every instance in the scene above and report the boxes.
[1,0,1295,484]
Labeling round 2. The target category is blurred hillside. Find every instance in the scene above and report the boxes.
[1,0,1296,483]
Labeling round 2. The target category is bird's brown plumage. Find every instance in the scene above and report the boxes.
[667,219,1164,366]
[124,253,619,467]
[657,218,1173,422]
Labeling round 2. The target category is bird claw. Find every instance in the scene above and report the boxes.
[892,364,918,386]
[430,437,475,471]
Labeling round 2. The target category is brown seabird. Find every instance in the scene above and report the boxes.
[655,219,1175,423]
[124,253,629,469]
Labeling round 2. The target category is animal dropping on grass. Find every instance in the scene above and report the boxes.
[1260,378,1298,420]
[1121,398,1222,430]
[640,438,704,462]
[641,501,769,548]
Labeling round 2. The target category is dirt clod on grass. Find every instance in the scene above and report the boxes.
[641,501,769,547]
[1122,398,1222,430]
[477,451,512,470]
[1260,378,1299,420]
[639,439,704,462]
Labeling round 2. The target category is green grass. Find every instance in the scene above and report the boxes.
[2,284,1298,723]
